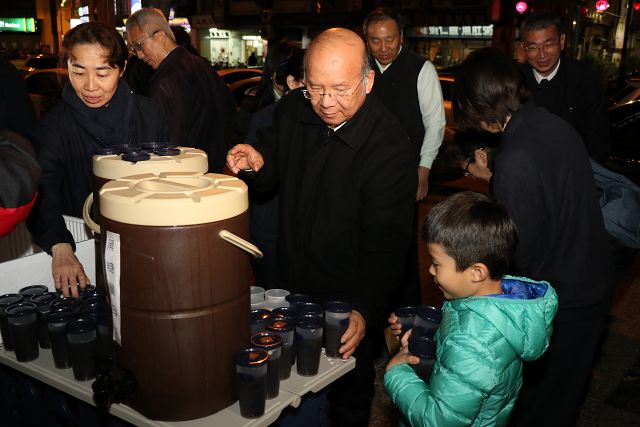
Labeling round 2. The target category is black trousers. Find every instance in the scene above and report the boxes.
[510,295,611,427]
[388,203,422,312]
[327,335,376,427]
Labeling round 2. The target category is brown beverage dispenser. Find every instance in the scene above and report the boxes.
[94,172,260,421]
[85,146,209,291]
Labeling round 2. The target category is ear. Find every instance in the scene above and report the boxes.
[560,33,566,50]
[364,69,375,94]
[479,121,502,133]
[475,148,488,168]
[469,262,490,283]
[286,75,297,90]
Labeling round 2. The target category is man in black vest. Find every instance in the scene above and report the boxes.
[364,8,446,308]
[519,9,610,163]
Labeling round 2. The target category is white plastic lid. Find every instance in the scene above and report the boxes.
[92,147,208,180]
[99,172,248,226]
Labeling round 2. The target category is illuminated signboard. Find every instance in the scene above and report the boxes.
[0,17,36,33]
[413,25,493,39]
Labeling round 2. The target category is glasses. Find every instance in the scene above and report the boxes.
[522,39,560,54]
[463,158,473,177]
[129,30,160,54]
[302,78,364,100]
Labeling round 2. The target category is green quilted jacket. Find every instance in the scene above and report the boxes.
[384,276,558,427]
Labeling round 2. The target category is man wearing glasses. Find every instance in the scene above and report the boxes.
[520,9,610,163]
[228,28,415,426]
[125,8,235,173]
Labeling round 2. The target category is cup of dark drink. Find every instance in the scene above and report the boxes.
[30,292,59,348]
[251,331,283,399]
[7,302,39,362]
[412,305,442,339]
[47,309,74,369]
[408,335,437,382]
[395,306,418,338]
[18,285,49,299]
[235,347,269,418]
[323,301,351,358]
[265,318,295,379]
[0,293,24,351]
[295,316,324,376]
[67,317,98,381]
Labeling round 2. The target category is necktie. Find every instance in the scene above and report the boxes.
[539,78,549,87]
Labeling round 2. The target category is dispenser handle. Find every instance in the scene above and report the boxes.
[219,230,263,259]
[83,192,101,234]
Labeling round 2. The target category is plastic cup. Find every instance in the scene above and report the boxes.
[412,305,442,339]
[0,293,24,350]
[47,309,74,369]
[285,293,312,308]
[67,317,98,381]
[271,306,298,321]
[264,289,290,310]
[251,309,272,336]
[30,292,59,348]
[18,285,49,299]
[265,318,295,379]
[250,286,266,310]
[7,302,39,362]
[324,301,351,358]
[295,316,324,376]
[395,306,418,338]
[408,335,437,382]
[251,332,283,399]
[51,297,81,314]
[298,302,324,319]
[235,347,269,418]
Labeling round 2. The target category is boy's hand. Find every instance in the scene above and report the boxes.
[388,312,403,338]
[385,330,420,372]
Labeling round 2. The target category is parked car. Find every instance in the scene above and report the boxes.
[24,68,68,119]
[216,67,262,85]
[608,99,640,184]
[20,54,60,78]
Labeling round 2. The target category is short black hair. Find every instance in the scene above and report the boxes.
[452,47,529,133]
[363,8,404,37]
[521,9,564,36]
[447,131,499,172]
[423,191,517,280]
[61,22,128,70]
[274,48,305,91]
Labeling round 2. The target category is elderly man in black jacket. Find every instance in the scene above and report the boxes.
[228,28,416,427]
[126,8,236,173]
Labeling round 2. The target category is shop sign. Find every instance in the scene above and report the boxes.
[413,25,493,39]
[0,18,36,33]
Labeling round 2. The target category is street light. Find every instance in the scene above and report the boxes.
[515,2,528,14]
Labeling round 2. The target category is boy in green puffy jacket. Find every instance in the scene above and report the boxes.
[385,191,558,427]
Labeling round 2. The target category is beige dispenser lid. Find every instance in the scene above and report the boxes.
[92,147,208,180]
[99,172,248,226]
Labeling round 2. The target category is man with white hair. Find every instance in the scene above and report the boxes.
[126,8,235,172]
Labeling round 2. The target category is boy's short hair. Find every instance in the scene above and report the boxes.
[423,191,517,280]
[520,9,564,35]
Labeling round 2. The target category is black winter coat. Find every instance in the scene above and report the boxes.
[493,102,611,308]
[28,82,169,253]
[252,90,417,329]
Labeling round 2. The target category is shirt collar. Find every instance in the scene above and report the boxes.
[533,58,561,83]
[375,47,402,73]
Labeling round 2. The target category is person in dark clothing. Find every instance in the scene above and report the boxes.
[228,28,416,426]
[453,47,613,427]
[122,54,154,97]
[27,22,169,298]
[0,131,40,237]
[364,8,446,309]
[245,48,305,290]
[0,57,37,139]
[247,50,258,66]
[519,10,610,163]
[126,8,236,173]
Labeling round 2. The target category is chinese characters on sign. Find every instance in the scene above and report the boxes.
[413,25,494,39]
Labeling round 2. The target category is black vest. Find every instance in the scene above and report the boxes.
[371,49,426,160]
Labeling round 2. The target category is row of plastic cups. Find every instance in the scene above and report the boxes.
[394,304,442,382]
[235,314,328,419]
[251,300,351,361]
[250,287,292,310]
